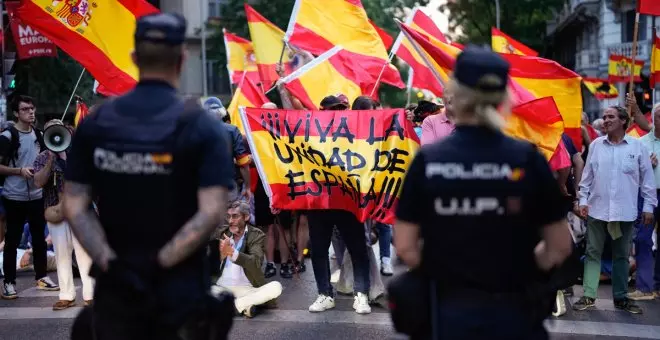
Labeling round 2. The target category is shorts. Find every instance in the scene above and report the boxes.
[254,180,293,228]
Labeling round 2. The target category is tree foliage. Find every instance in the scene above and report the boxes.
[12,50,94,118]
[440,0,563,55]
[207,0,429,107]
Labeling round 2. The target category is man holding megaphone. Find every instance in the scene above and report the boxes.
[33,119,94,311]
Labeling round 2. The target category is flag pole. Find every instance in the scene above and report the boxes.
[61,68,86,121]
[627,12,640,115]
[405,68,414,107]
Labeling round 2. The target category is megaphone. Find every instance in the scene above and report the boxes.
[44,125,72,153]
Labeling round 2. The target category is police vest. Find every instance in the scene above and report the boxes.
[85,98,203,257]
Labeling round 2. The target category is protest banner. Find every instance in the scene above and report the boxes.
[5,2,57,60]
[240,107,420,224]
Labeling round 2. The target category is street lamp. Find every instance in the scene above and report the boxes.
[494,0,500,29]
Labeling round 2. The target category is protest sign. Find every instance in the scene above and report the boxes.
[240,107,420,224]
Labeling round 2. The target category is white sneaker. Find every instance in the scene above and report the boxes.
[353,292,371,314]
[380,257,394,276]
[309,294,335,313]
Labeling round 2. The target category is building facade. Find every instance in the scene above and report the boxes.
[546,0,659,119]
[155,0,232,99]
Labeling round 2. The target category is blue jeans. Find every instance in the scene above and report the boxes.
[375,222,392,259]
[635,192,655,292]
[653,190,660,291]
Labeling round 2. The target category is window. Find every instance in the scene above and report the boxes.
[207,60,231,95]
[208,0,227,18]
[622,10,646,42]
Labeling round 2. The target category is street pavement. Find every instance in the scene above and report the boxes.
[1,245,660,340]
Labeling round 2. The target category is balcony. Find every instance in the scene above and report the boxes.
[547,0,599,36]
[575,49,601,72]
[607,41,651,61]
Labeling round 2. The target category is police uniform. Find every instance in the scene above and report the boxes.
[65,13,235,339]
[395,47,567,339]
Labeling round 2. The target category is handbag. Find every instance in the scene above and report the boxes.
[45,202,64,224]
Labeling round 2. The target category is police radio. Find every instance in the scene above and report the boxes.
[43,124,72,153]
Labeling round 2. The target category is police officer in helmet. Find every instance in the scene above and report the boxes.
[62,13,235,340]
[393,46,573,339]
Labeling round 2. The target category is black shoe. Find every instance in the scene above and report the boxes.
[264,263,276,279]
[243,305,258,318]
[295,261,306,273]
[280,262,293,279]
[562,287,574,297]
[614,298,643,314]
[572,296,595,311]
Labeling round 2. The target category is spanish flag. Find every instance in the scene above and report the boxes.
[245,4,291,88]
[285,0,404,89]
[400,23,565,164]
[491,28,538,56]
[16,0,158,95]
[370,20,394,50]
[228,77,270,135]
[502,54,583,149]
[583,78,619,100]
[393,8,450,97]
[651,33,660,88]
[608,54,644,83]
[638,0,660,16]
[627,112,652,138]
[223,29,260,85]
[282,46,362,110]
[74,100,89,128]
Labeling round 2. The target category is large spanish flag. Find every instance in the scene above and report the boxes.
[393,8,449,97]
[245,4,291,88]
[583,78,619,100]
[502,54,583,149]
[638,0,660,16]
[16,0,158,95]
[491,28,538,56]
[223,29,260,85]
[370,20,394,50]
[608,54,644,83]
[282,46,362,110]
[228,77,270,135]
[651,33,660,88]
[401,23,566,164]
[240,107,420,224]
[285,0,404,89]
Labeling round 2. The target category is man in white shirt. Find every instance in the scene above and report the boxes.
[213,201,282,318]
[576,105,657,314]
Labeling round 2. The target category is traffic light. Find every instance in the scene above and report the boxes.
[2,52,16,95]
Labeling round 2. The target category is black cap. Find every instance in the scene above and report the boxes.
[454,45,510,92]
[319,95,349,110]
[135,13,187,46]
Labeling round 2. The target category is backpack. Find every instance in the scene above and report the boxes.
[0,125,46,185]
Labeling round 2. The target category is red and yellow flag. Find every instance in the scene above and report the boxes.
[608,54,644,83]
[282,47,362,110]
[245,4,291,88]
[241,107,420,224]
[651,33,660,88]
[223,29,260,85]
[627,112,652,138]
[285,0,404,89]
[16,0,159,95]
[501,54,583,149]
[228,77,270,135]
[74,100,89,128]
[583,78,619,100]
[393,9,450,97]
[491,28,538,56]
[638,0,660,16]
[400,23,565,163]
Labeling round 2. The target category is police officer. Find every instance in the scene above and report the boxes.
[62,13,235,340]
[393,46,573,339]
